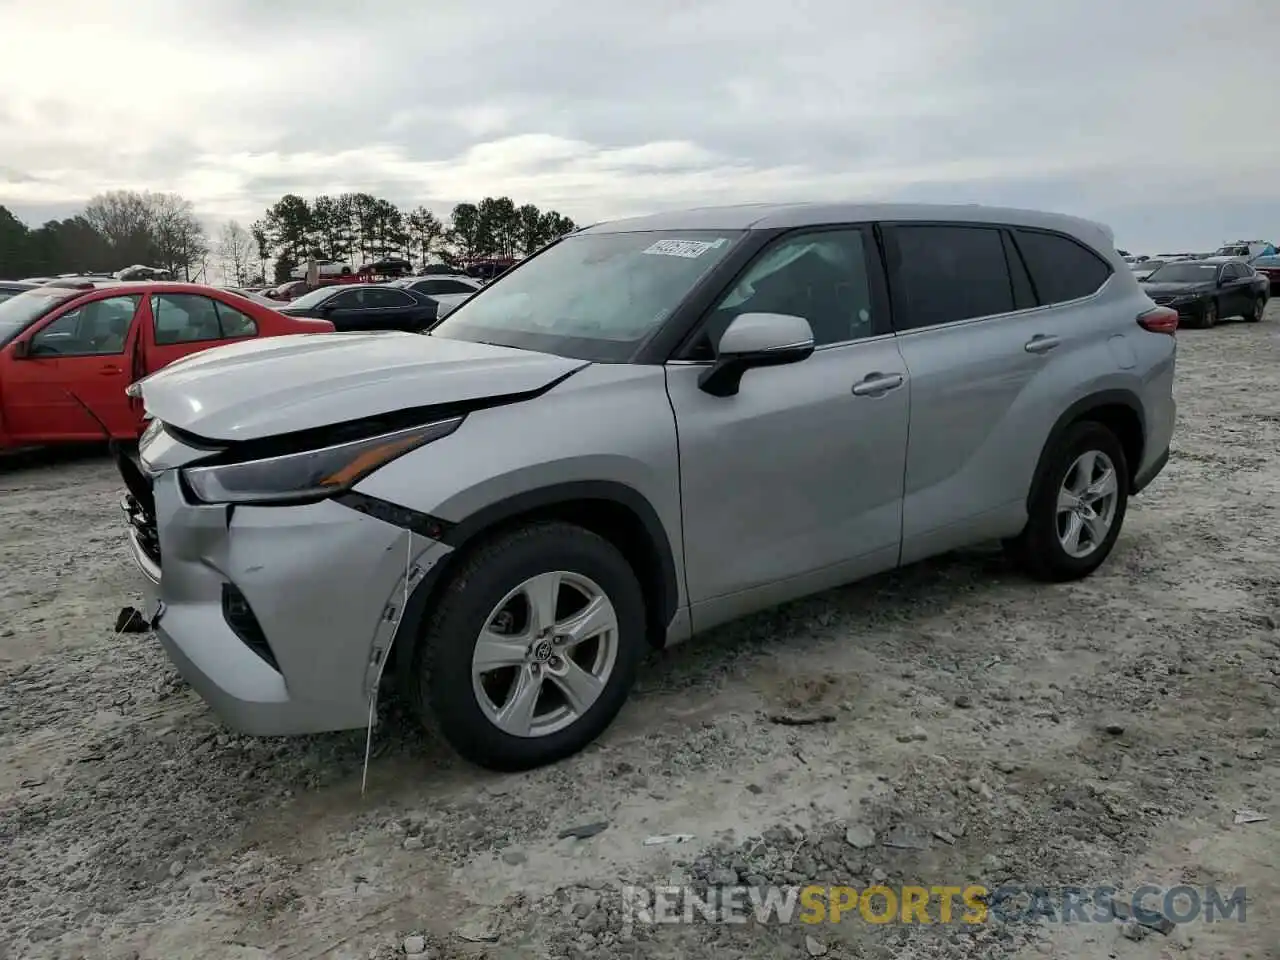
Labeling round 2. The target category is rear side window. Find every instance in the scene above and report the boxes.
[214,300,258,337]
[891,225,1013,329]
[1013,229,1112,305]
[364,288,415,308]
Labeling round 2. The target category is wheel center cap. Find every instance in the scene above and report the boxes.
[531,639,554,662]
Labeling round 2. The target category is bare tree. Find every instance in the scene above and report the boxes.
[148,193,208,280]
[217,220,254,286]
[82,190,154,264]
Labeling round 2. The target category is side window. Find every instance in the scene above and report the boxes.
[31,296,141,356]
[1013,229,1113,305]
[1001,231,1037,310]
[214,301,258,338]
[151,294,223,344]
[703,229,876,348]
[434,279,476,295]
[365,288,415,308]
[328,290,362,309]
[891,226,1013,329]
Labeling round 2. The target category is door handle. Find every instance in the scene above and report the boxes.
[1024,335,1060,354]
[99,365,123,375]
[851,372,905,397]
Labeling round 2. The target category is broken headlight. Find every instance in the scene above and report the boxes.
[182,416,462,505]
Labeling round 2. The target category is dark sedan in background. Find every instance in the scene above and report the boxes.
[275,282,440,332]
[1140,257,1269,328]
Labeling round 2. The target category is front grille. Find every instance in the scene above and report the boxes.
[114,443,160,568]
[122,494,161,567]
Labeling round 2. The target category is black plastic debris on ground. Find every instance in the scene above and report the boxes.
[115,607,149,634]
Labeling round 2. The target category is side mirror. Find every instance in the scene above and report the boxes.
[698,312,815,397]
[11,339,29,359]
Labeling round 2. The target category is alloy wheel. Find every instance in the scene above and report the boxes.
[1056,450,1120,559]
[471,571,619,738]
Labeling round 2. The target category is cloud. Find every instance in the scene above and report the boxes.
[0,0,1276,251]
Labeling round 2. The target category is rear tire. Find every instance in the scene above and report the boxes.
[1245,296,1265,323]
[1006,421,1130,582]
[409,522,645,771]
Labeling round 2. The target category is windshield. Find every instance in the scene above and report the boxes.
[1145,262,1220,283]
[1215,246,1248,257]
[0,287,78,347]
[1132,260,1163,271]
[430,230,743,360]
[284,286,336,309]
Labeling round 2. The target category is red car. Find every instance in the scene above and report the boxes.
[0,280,333,449]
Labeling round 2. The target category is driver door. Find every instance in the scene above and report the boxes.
[3,294,143,442]
[663,225,911,632]
[1220,262,1251,317]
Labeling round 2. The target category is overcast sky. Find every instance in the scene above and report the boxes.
[0,0,1275,252]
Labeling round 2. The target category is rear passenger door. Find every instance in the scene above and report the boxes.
[881,222,1114,563]
[143,292,259,373]
[361,287,424,330]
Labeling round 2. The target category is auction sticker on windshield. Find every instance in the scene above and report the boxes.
[643,238,727,258]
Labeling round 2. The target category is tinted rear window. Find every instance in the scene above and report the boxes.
[891,225,1013,329]
[1014,230,1113,305]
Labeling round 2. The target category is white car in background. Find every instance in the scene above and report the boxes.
[289,259,353,279]
[392,274,484,320]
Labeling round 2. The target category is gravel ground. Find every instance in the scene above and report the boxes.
[3,305,1279,960]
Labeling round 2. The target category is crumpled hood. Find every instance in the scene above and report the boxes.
[135,331,586,441]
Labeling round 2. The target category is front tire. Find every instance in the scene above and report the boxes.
[1006,421,1130,582]
[409,522,645,771]
[1199,300,1218,328]
[1245,295,1265,323]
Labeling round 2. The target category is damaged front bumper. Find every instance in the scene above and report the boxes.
[119,456,451,736]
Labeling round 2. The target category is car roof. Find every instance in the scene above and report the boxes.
[577,201,1113,243]
[42,279,268,297]
[1200,256,1241,264]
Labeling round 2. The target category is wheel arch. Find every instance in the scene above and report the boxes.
[1026,390,1147,511]
[390,480,681,681]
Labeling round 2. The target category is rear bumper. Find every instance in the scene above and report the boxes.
[123,469,451,736]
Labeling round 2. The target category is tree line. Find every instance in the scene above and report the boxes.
[248,193,577,284]
[0,191,208,282]
[0,191,577,285]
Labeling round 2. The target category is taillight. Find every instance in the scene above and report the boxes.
[1137,306,1178,335]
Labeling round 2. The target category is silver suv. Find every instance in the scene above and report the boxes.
[119,203,1178,770]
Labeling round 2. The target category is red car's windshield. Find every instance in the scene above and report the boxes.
[0,287,80,347]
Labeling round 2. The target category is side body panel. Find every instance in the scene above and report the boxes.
[352,363,691,642]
